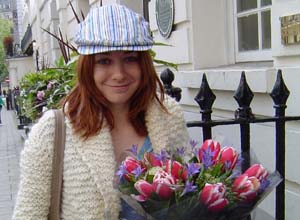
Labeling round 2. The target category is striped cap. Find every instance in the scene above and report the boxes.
[75,4,154,55]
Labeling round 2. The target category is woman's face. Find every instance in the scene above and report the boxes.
[93,51,142,108]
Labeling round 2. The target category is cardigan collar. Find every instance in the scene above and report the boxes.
[65,99,169,214]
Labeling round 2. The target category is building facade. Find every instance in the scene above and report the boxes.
[16,0,26,45]
[0,0,12,19]
[10,0,300,219]
[0,0,24,50]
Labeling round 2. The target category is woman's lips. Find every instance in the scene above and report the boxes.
[108,84,130,92]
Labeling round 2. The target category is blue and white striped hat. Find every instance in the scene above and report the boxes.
[75,4,154,55]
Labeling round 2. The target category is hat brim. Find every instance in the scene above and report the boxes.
[77,44,153,55]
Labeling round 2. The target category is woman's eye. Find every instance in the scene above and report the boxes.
[124,56,138,63]
[96,58,111,65]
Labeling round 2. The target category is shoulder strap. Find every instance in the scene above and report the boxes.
[49,109,66,220]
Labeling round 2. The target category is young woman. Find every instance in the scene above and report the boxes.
[13,4,189,220]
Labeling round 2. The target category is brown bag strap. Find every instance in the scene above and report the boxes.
[49,109,66,220]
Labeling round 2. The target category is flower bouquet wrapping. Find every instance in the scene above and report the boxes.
[115,139,282,220]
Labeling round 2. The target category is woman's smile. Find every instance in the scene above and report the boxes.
[106,83,132,93]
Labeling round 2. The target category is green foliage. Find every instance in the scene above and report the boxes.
[0,18,12,81]
[18,55,77,121]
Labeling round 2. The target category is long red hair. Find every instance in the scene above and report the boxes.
[62,51,166,140]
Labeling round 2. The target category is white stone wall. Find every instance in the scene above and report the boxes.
[7,56,35,88]
[150,0,191,69]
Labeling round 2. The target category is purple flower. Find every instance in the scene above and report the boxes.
[181,180,197,196]
[185,162,200,177]
[155,150,168,163]
[37,90,45,101]
[176,146,186,157]
[259,178,270,193]
[236,155,244,167]
[47,81,53,90]
[132,165,144,180]
[228,169,241,180]
[189,140,199,156]
[224,161,232,171]
[116,164,127,180]
[202,148,215,169]
[189,140,198,149]
[127,144,138,156]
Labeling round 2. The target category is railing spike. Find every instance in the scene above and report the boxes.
[270,69,290,107]
[194,73,216,112]
[234,71,254,107]
[194,73,216,140]
[233,71,254,119]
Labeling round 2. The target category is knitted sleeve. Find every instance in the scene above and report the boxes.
[13,110,56,220]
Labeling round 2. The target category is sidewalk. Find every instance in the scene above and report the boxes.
[0,107,25,220]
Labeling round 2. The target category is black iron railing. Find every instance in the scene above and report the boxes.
[160,68,300,220]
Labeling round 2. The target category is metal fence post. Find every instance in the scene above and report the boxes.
[233,72,254,173]
[194,74,216,140]
[270,70,290,220]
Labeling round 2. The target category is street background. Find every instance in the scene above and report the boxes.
[0,107,24,219]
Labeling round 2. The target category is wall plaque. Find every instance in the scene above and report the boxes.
[281,13,300,45]
[155,0,174,38]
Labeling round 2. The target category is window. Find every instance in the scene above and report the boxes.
[234,0,272,62]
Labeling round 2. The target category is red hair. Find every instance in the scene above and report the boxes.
[63,51,166,140]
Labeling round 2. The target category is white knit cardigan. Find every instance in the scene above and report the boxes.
[12,97,189,220]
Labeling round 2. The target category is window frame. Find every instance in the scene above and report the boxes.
[233,0,272,62]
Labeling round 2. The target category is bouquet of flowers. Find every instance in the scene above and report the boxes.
[115,139,282,220]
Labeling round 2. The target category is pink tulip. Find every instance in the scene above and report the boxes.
[232,174,260,202]
[153,170,175,200]
[199,183,229,212]
[198,139,221,163]
[144,152,163,167]
[123,156,142,180]
[218,146,238,170]
[165,160,187,181]
[244,164,268,181]
[123,156,141,172]
[134,180,155,201]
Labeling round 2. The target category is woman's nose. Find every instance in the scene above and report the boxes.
[111,62,126,80]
